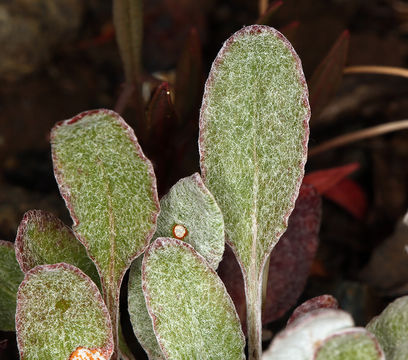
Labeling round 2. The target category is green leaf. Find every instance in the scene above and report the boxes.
[0,240,24,331]
[367,296,408,359]
[15,209,100,288]
[128,256,163,360]
[314,328,385,360]
[155,173,224,269]
[199,25,309,357]
[51,109,160,356]
[16,263,113,360]
[128,173,225,358]
[142,238,245,359]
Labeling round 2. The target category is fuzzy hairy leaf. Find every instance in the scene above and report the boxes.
[16,263,113,360]
[128,173,224,358]
[314,328,385,360]
[155,173,224,269]
[367,296,408,359]
[142,238,245,359]
[51,109,159,289]
[199,24,309,275]
[0,240,24,331]
[15,210,100,287]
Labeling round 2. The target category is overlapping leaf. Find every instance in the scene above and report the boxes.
[15,209,100,287]
[128,173,225,358]
[16,263,113,360]
[142,238,245,359]
[0,240,24,331]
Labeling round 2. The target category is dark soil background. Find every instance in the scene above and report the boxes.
[1,0,408,358]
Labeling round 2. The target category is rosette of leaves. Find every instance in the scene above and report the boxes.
[199,24,310,358]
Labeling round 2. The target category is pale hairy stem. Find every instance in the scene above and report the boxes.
[105,282,120,360]
[245,269,263,360]
[309,120,408,157]
[344,65,408,79]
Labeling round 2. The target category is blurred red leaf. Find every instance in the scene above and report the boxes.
[218,184,322,332]
[287,295,339,325]
[303,162,359,194]
[304,163,367,219]
[280,21,300,46]
[324,178,367,220]
[256,0,284,25]
[309,30,350,119]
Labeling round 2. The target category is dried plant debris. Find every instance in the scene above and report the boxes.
[15,209,100,287]
[142,238,245,359]
[0,240,24,331]
[360,211,408,295]
[367,296,408,360]
[16,263,113,360]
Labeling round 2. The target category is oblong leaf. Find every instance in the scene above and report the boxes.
[15,209,100,287]
[199,24,309,275]
[51,109,159,283]
[142,238,245,359]
[367,296,408,359]
[0,240,24,331]
[16,263,113,360]
[314,328,385,360]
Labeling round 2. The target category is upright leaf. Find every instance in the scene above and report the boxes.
[16,263,113,360]
[128,173,225,358]
[15,210,100,287]
[0,240,24,331]
[142,238,245,359]
[51,109,159,359]
[199,25,310,358]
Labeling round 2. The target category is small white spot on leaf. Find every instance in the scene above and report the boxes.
[172,224,188,240]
